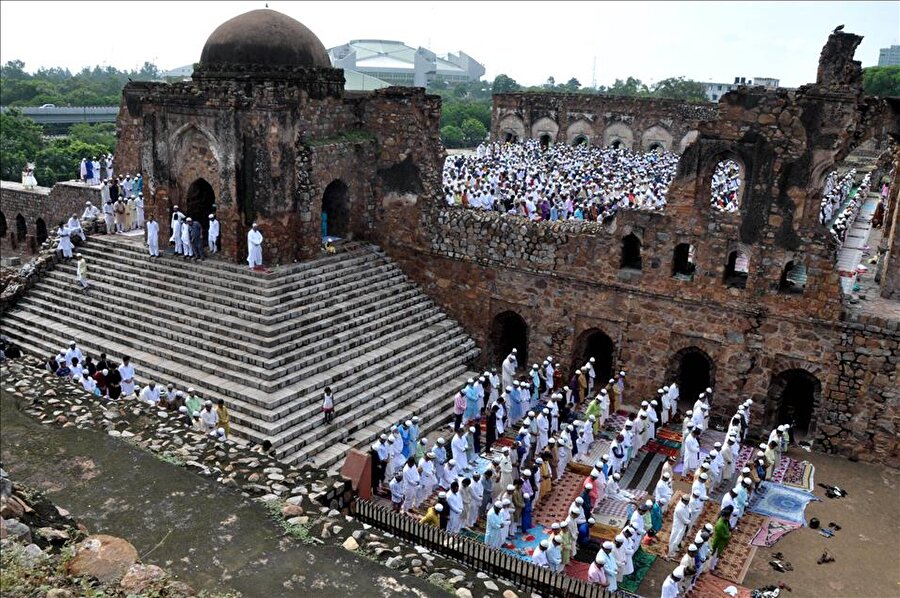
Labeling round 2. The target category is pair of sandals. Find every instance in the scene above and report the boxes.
[816,550,836,565]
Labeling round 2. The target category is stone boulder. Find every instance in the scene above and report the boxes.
[119,563,167,594]
[66,534,138,583]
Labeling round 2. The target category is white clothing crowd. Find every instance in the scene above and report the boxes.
[443,140,679,221]
[709,159,742,212]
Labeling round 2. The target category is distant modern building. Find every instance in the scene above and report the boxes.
[328,39,484,87]
[878,45,900,66]
[703,76,780,102]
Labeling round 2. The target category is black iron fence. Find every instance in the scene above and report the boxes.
[353,500,617,598]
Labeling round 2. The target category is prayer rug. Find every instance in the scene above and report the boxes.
[572,537,605,563]
[591,491,648,528]
[709,513,763,585]
[781,459,815,491]
[589,521,622,543]
[620,548,656,593]
[748,481,819,525]
[603,410,631,433]
[699,429,728,453]
[621,451,667,492]
[750,517,802,547]
[688,573,752,598]
[574,438,612,466]
[567,461,594,477]
[495,525,549,561]
[642,439,681,458]
[733,445,755,473]
[531,470,584,527]
[768,456,792,484]
[657,427,684,443]
[563,559,591,582]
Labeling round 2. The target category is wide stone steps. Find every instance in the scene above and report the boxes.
[72,245,402,324]
[38,264,433,370]
[3,236,482,465]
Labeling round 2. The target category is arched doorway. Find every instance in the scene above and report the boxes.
[504,132,518,143]
[185,178,216,242]
[571,328,615,384]
[490,311,528,367]
[573,135,588,146]
[0,211,7,239]
[621,234,642,270]
[610,139,623,149]
[539,134,552,149]
[321,180,350,239]
[35,218,48,245]
[669,347,714,412]
[779,260,806,294]
[15,214,27,242]
[766,369,821,438]
[648,142,663,153]
[672,243,695,279]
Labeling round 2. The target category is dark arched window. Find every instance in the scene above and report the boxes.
[779,260,806,294]
[724,250,749,288]
[621,234,642,270]
[672,243,695,279]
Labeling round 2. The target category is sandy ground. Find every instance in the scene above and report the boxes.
[639,447,900,598]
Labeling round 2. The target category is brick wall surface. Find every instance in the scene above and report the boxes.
[1,181,102,253]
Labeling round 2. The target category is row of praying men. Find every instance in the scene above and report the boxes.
[79,155,114,186]
[818,168,855,225]
[443,140,677,222]
[830,172,871,248]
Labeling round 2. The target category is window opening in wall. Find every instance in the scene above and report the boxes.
[710,158,742,212]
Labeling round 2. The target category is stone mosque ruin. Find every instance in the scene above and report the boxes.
[2,8,898,474]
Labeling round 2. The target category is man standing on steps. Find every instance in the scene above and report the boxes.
[208,214,219,254]
[75,254,89,293]
[170,205,185,254]
[181,218,194,259]
[247,223,264,270]
[146,216,160,258]
[118,356,136,397]
[190,217,204,261]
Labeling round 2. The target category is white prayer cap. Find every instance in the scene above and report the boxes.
[737,407,745,413]
[209,214,215,219]
[546,355,552,361]
[710,450,718,457]
[513,381,520,387]
[178,406,188,413]
[619,371,625,376]
[478,376,485,382]
[551,522,560,530]
[657,388,665,394]
[548,438,556,444]
[412,416,420,422]
[701,462,710,470]
[187,387,195,393]
[644,499,654,508]
[102,369,109,376]
[704,523,714,532]
[714,442,722,448]
[205,400,213,407]
[600,389,608,395]
[625,421,633,427]
[528,410,535,417]
[563,386,570,391]
[467,378,474,384]
[522,469,532,476]
[672,566,685,579]
[532,364,539,369]
[536,457,544,464]
[569,506,581,514]
[641,401,649,407]
[542,408,549,414]
[539,539,550,549]
[217,427,225,436]
[603,541,615,550]
[511,348,517,353]
[589,357,595,363]
[589,415,596,422]
[502,498,511,506]
[506,484,514,491]
[468,426,476,433]
[192,411,200,417]
[438,491,447,498]
[686,409,693,415]
[252,222,258,227]
[405,420,412,426]
[727,436,736,443]
[688,543,698,552]
[651,400,658,406]
[663,385,670,391]
[608,379,615,384]
[585,482,593,490]
[505,386,513,392]
[434,503,443,512]
[706,387,712,393]
[69,340,77,345]
[699,393,706,399]
[595,552,606,563]
[615,534,626,543]
[575,496,585,504]
[601,454,609,462]
[380,434,388,440]
[662,472,671,479]
[700,473,709,481]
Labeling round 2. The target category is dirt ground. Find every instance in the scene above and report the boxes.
[639,446,900,598]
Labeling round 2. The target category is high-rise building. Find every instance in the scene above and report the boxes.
[328,40,485,87]
[703,76,780,102]
[878,45,900,66]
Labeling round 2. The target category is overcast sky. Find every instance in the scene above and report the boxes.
[1,1,897,88]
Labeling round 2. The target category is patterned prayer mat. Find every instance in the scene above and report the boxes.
[574,438,612,465]
[563,559,591,582]
[643,439,681,458]
[750,516,802,547]
[733,444,756,473]
[621,451,668,493]
[567,461,594,477]
[532,470,584,527]
[748,481,819,525]
[781,459,815,491]
[460,524,549,562]
[768,456,793,483]
[593,491,648,523]
[711,513,763,585]
[688,573,752,598]
[657,427,684,443]
[620,548,656,593]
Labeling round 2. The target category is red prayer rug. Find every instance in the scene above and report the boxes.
[531,470,584,527]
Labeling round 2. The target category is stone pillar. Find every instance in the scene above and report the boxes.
[880,162,900,299]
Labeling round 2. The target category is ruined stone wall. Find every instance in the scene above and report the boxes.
[491,93,716,151]
[880,150,900,299]
[0,182,102,253]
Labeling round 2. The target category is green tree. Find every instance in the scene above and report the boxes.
[544,76,556,89]
[492,74,521,94]
[650,77,707,102]
[67,122,116,147]
[440,124,465,148]
[862,66,900,97]
[607,77,650,97]
[460,117,488,146]
[0,109,43,181]
[563,77,581,92]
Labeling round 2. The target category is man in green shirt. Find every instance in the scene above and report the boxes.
[185,387,202,416]
[709,505,734,571]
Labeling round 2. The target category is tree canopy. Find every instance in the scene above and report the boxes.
[862,66,900,98]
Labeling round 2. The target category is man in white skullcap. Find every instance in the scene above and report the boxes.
[208,214,220,253]
[654,471,673,506]
[418,452,437,503]
[139,381,160,406]
[446,479,464,533]
[683,427,701,473]
[535,408,550,453]
[501,348,518,390]
[181,217,194,258]
[585,356,596,394]
[64,341,84,367]
[531,539,550,568]
[648,399,660,438]
[668,494,692,558]
[485,501,505,548]
[602,541,619,591]
[588,551,608,585]
[661,565,684,598]
[613,533,629,581]
[247,222,263,269]
[451,427,469,472]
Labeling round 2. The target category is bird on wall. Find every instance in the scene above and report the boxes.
[832,25,844,33]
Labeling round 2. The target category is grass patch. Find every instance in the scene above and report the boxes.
[306,130,376,147]
[265,500,318,545]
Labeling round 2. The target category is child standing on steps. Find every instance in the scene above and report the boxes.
[76,254,89,293]
[322,386,335,424]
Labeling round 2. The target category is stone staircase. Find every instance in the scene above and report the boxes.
[1,235,480,471]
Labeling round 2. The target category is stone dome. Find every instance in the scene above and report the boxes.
[199,9,330,69]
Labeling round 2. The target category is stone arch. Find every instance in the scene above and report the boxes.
[35,218,48,245]
[667,346,716,410]
[724,243,751,288]
[531,117,559,144]
[321,179,350,239]
[708,154,746,212]
[765,369,822,437]
[571,328,615,384]
[603,123,634,149]
[678,130,699,153]
[779,254,806,294]
[0,211,7,239]
[672,242,695,279]
[566,119,593,145]
[185,178,216,238]
[170,123,221,164]
[641,124,674,152]
[15,213,27,242]
[498,115,526,143]
[489,310,529,367]
[620,233,642,270]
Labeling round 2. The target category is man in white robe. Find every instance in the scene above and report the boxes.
[81,202,100,222]
[118,357,136,396]
[501,349,518,390]
[208,214,220,253]
[173,214,184,255]
[135,193,145,228]
[654,471,673,507]
[103,200,115,234]
[139,381,161,406]
[401,460,421,512]
[667,494,692,558]
[451,430,469,472]
[181,218,194,258]
[64,341,84,367]
[66,214,85,242]
[683,429,701,473]
[247,223,263,269]
[146,217,160,257]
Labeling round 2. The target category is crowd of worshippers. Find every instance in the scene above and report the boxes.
[442,140,679,221]
[818,169,855,225]
[830,172,872,247]
[78,155,115,185]
[44,340,231,440]
[708,159,742,213]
